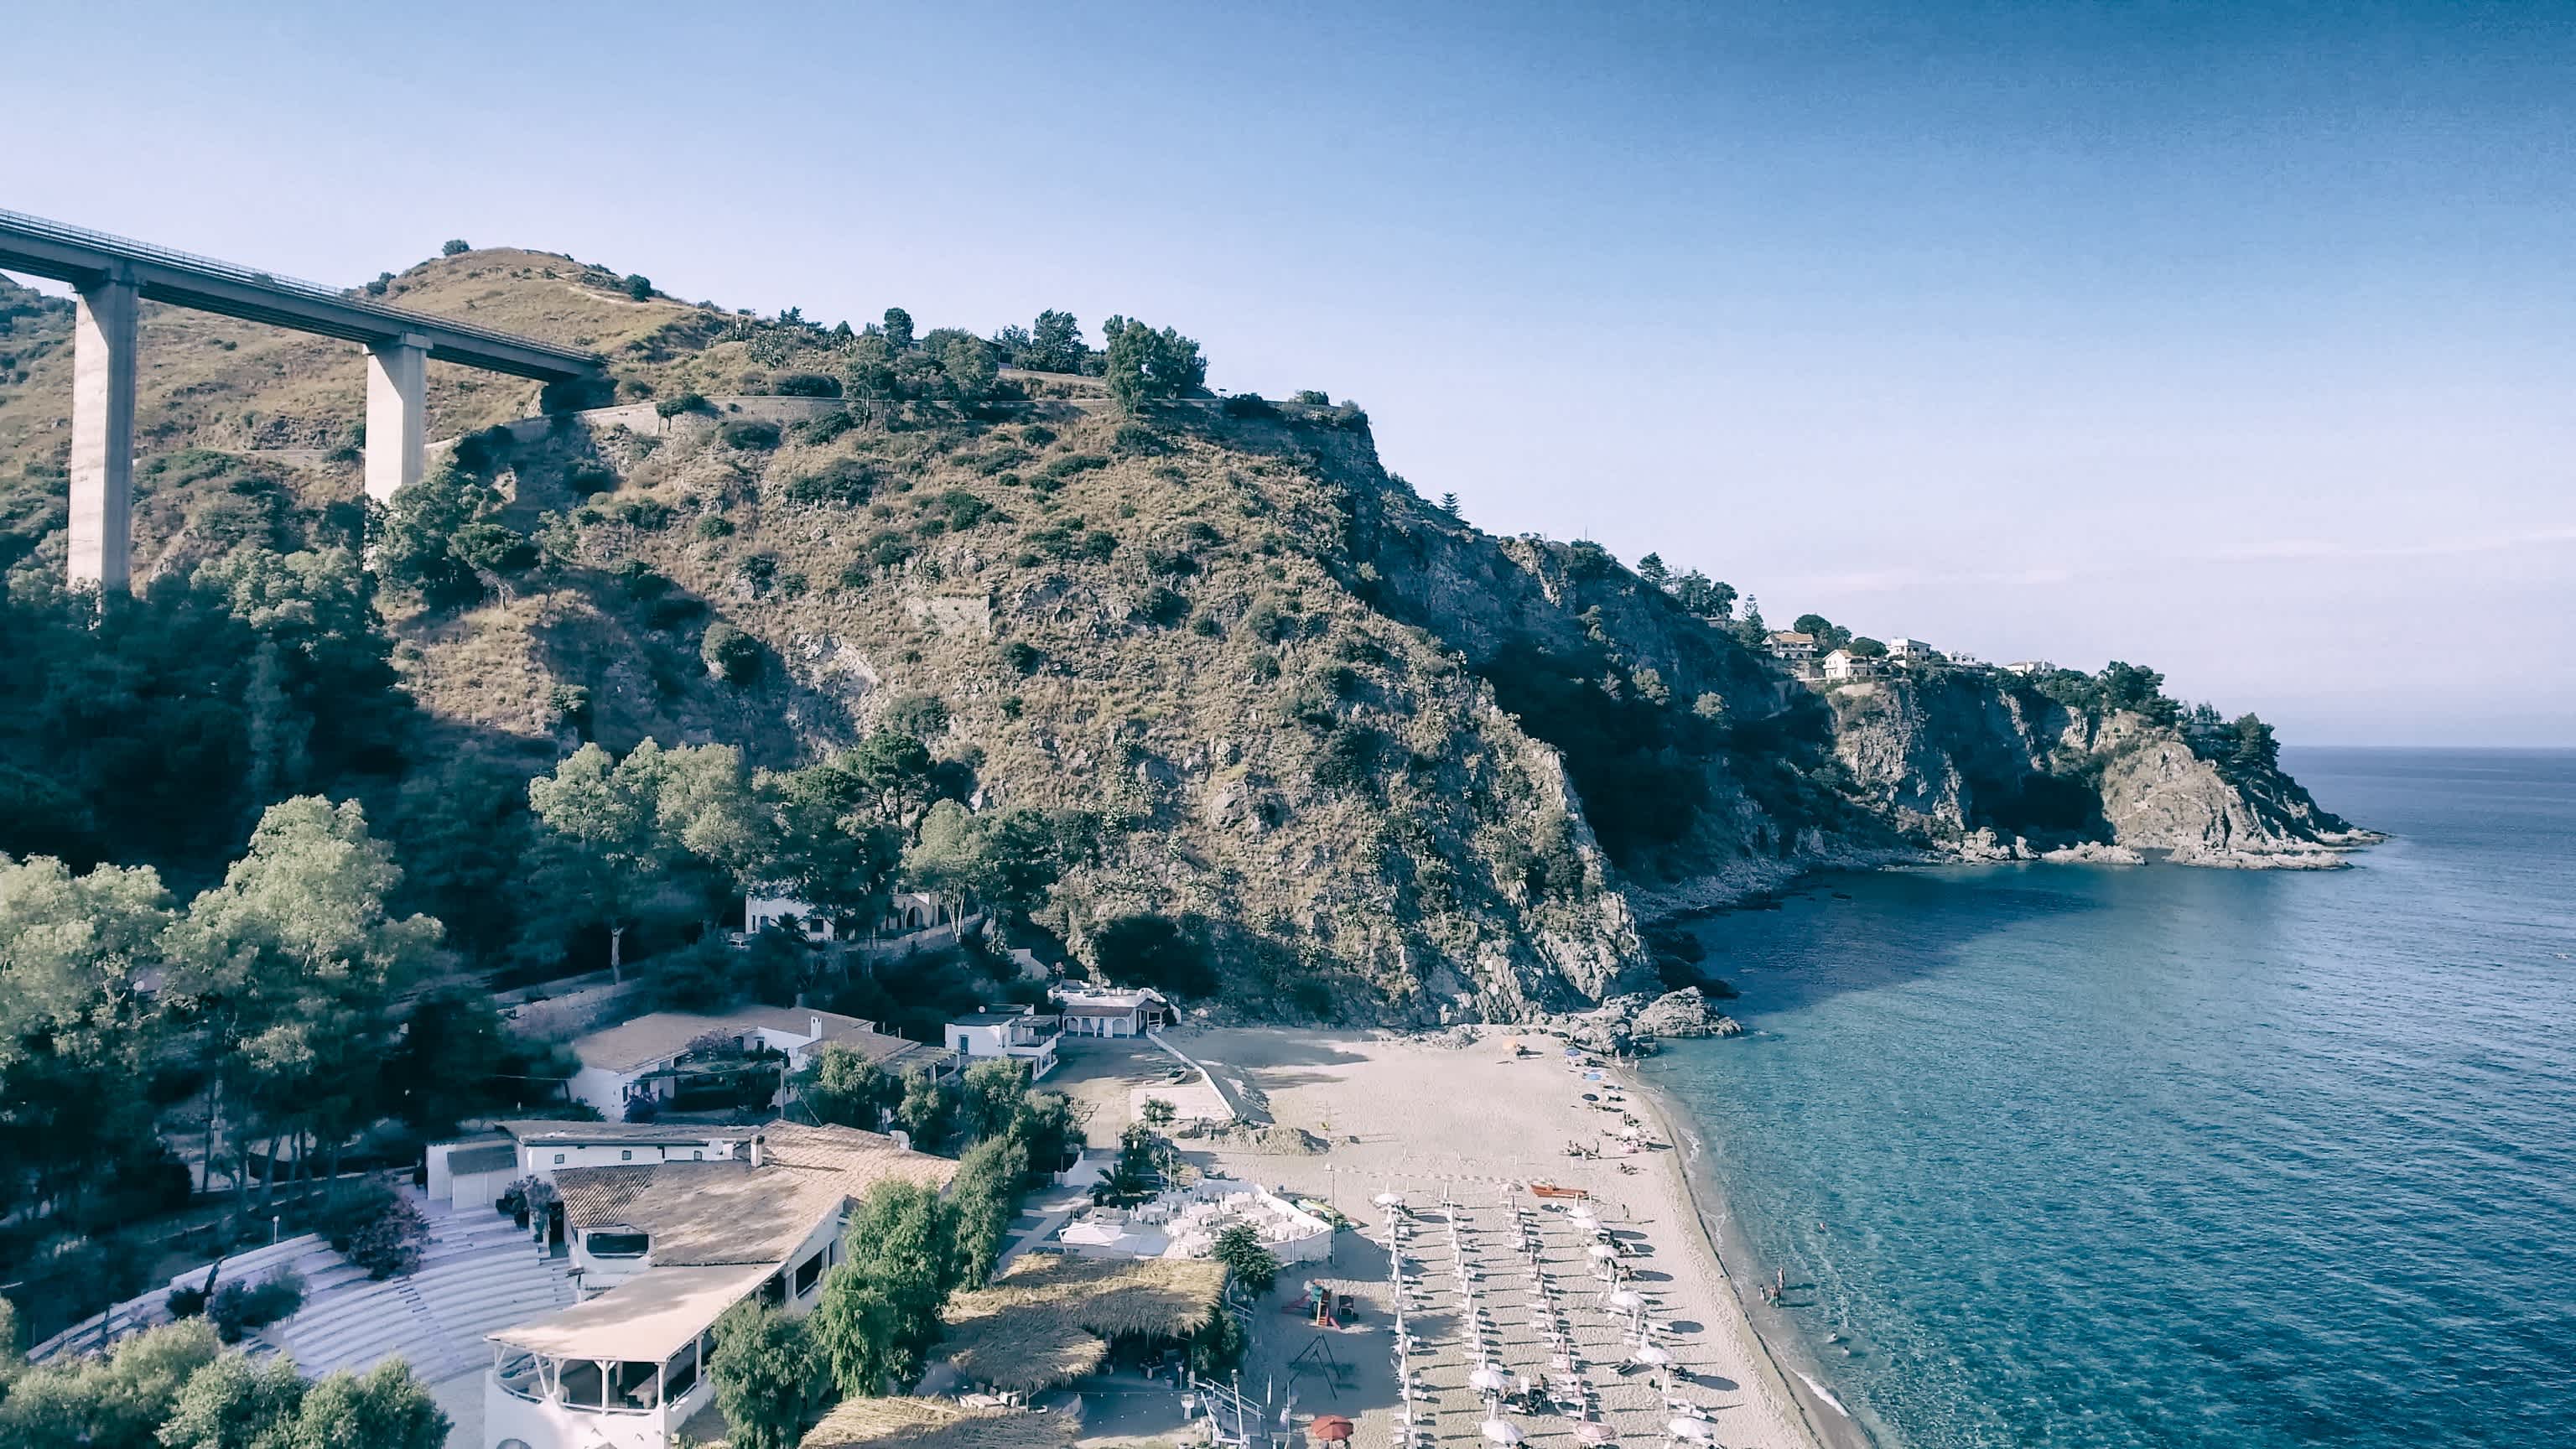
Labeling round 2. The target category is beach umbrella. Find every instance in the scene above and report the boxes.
[1481,1420,1524,1445]
[1374,1192,1405,1208]
[1633,1343,1675,1367]
[1469,1365,1511,1394]
[1608,1289,1645,1311]
[1666,1417,1715,1442]
[1589,1243,1618,1259]
[1310,1415,1356,1442]
[1576,1424,1617,1445]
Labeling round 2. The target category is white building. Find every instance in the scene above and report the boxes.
[1053,986,1172,1038]
[426,1123,759,1213]
[1885,636,1936,662]
[1766,630,1817,662]
[741,893,834,943]
[2003,659,2057,677]
[943,1005,1063,1079]
[480,1120,958,1449]
[1821,648,1880,682]
[565,1007,946,1121]
[1052,1177,1334,1265]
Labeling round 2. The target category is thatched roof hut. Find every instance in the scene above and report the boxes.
[804,1396,1076,1448]
[934,1253,1231,1394]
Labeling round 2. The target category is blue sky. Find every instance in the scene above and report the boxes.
[6,1,2569,744]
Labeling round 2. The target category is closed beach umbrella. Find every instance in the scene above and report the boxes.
[1482,1420,1524,1445]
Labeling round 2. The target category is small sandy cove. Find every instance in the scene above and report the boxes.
[1057,1026,1848,1449]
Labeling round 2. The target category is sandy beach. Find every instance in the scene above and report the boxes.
[1051,1026,1864,1449]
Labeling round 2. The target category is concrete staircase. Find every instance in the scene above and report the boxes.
[255,1197,574,1384]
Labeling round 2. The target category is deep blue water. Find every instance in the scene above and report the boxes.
[1648,748,2576,1449]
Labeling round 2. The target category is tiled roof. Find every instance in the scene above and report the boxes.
[498,1119,760,1146]
[572,1006,883,1073]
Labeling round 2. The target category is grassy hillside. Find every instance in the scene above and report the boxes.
[0,250,2363,1021]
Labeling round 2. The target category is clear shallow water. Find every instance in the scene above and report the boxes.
[1648,748,2576,1449]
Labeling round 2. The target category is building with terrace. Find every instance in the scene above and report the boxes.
[479,1119,958,1449]
[566,1006,948,1119]
[943,1005,1064,1078]
[1052,986,1171,1038]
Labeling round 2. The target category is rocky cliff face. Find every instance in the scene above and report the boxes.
[0,256,2371,1022]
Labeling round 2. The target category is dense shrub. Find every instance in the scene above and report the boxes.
[938,489,990,530]
[783,458,876,505]
[1039,453,1109,483]
[611,498,671,529]
[1219,392,1278,418]
[208,1268,304,1343]
[702,624,762,684]
[565,462,617,496]
[624,273,653,300]
[1001,641,1042,673]
[335,1191,429,1280]
[656,392,712,418]
[695,515,735,540]
[773,372,842,397]
[719,419,782,451]
[442,238,470,255]
[1091,913,1217,999]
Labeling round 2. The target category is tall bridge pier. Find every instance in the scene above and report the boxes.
[0,208,602,590]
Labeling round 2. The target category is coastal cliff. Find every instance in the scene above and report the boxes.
[0,258,2371,1023]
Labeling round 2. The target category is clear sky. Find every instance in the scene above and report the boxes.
[6,1,2569,745]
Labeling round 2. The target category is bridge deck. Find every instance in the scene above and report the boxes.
[0,208,603,382]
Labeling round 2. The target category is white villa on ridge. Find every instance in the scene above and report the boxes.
[1885,636,1936,662]
[565,1007,948,1120]
[1821,648,1880,682]
[477,1119,958,1449]
[943,1004,1063,1078]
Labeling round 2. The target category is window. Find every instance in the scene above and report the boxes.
[693,1150,704,1160]
[621,1149,633,1161]
[553,1153,566,1166]
[587,1231,650,1259]
[793,1249,825,1296]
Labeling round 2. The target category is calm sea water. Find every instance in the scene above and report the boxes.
[1649,748,2576,1449]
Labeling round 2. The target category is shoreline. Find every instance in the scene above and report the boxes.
[1624,1062,1885,1449]
[1152,1026,1833,1449]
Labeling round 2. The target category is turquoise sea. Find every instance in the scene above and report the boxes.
[1649,748,2576,1448]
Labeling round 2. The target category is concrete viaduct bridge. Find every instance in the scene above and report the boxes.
[0,208,604,590]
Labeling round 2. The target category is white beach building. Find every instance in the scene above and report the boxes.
[943,1005,1063,1078]
[480,1120,958,1449]
[1052,986,1171,1038]
[1821,648,1880,682]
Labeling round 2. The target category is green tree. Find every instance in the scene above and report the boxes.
[793,1043,894,1130]
[709,1302,823,1449]
[812,1180,958,1394]
[0,854,175,1223]
[160,798,444,1208]
[526,741,771,975]
[879,307,915,351]
[1139,1096,1176,1130]
[1011,309,1086,371]
[1100,316,1206,409]
[901,800,991,932]
[1635,553,1669,585]
[623,273,652,301]
[0,1318,218,1449]
[2096,661,2176,722]
[957,1058,1029,1143]
[277,1360,446,1449]
[893,1068,958,1151]
[933,331,997,402]
[156,1351,306,1447]
[2230,713,2280,772]
[948,1129,1029,1285]
[1211,1222,1281,1295]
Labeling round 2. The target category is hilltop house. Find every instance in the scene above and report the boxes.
[735,890,960,946]
[1766,631,1818,663]
[479,1119,958,1449]
[566,1007,948,1120]
[1052,986,1172,1038]
[1822,648,1880,682]
[944,1005,1064,1078]
[1885,636,1936,662]
[2003,659,2057,677]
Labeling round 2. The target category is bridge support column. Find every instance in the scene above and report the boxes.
[68,275,139,591]
[364,335,428,505]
